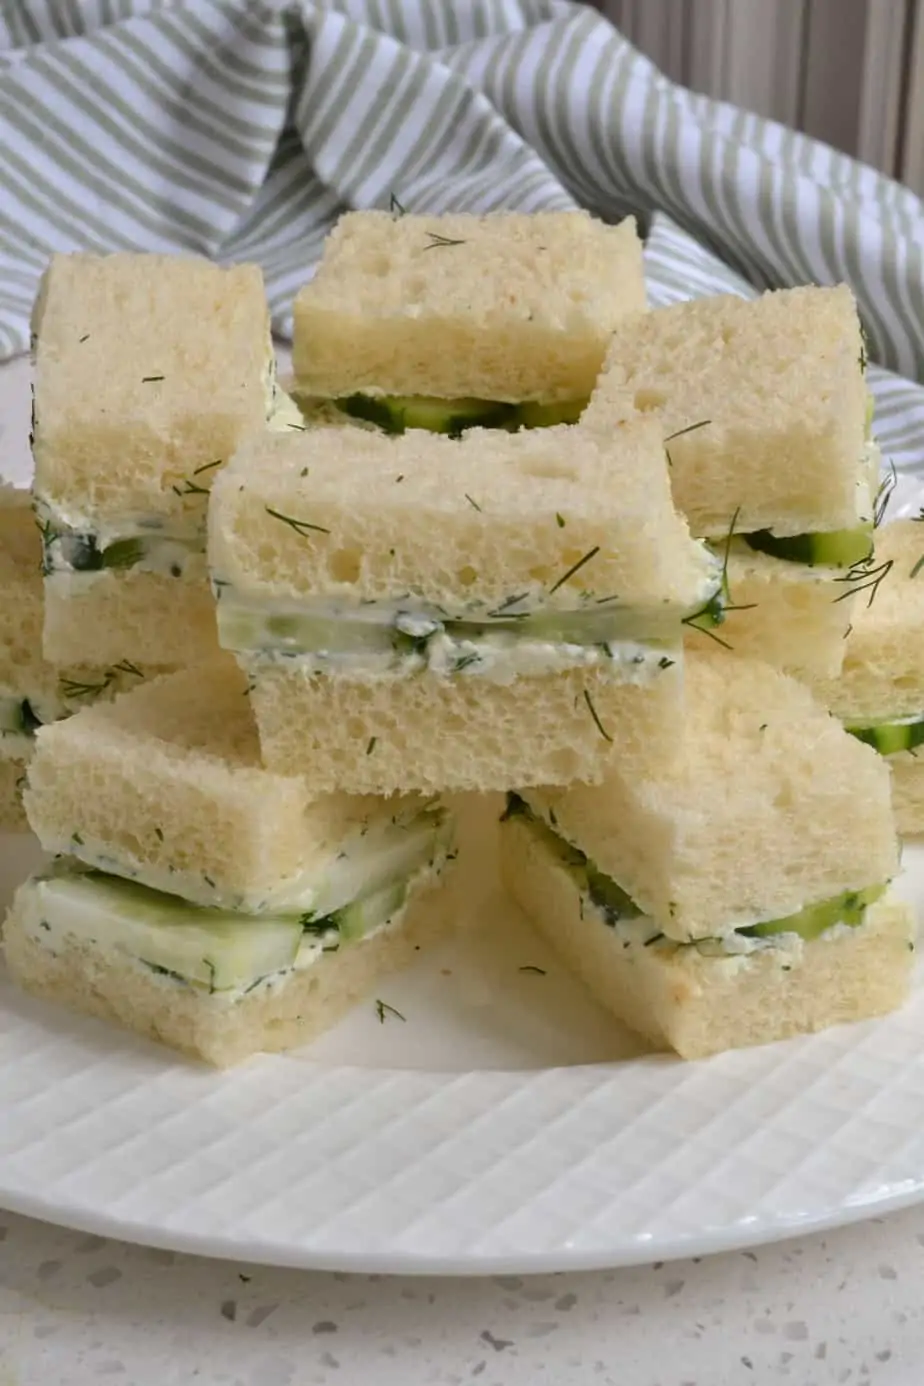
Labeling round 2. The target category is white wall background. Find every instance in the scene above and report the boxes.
[598,0,924,193]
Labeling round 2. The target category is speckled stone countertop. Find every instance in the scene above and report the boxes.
[1,1207,922,1384]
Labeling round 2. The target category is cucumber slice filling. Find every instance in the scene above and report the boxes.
[332,394,586,437]
[742,523,874,569]
[846,717,924,757]
[40,525,204,580]
[504,794,887,949]
[215,586,718,674]
[22,824,446,995]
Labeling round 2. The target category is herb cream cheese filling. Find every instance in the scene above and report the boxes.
[509,796,888,955]
[213,586,714,682]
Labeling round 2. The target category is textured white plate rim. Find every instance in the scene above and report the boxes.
[3,1156,924,1277]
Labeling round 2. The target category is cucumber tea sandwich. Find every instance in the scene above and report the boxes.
[502,651,912,1058]
[582,286,878,680]
[0,485,161,830]
[31,253,275,667]
[812,520,924,835]
[5,659,454,1065]
[292,209,646,435]
[208,417,722,793]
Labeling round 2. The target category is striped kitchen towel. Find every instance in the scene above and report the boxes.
[2,0,924,485]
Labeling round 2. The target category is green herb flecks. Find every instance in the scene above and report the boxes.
[663,419,711,468]
[375,998,406,1023]
[390,193,406,217]
[464,494,482,512]
[681,590,733,649]
[911,555,924,580]
[423,232,466,250]
[874,462,896,528]
[518,964,547,975]
[833,555,893,609]
[141,375,165,383]
[549,546,600,596]
[264,506,331,537]
[366,736,377,755]
[583,688,613,743]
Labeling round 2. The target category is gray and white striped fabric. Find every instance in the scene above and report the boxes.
[2,0,924,482]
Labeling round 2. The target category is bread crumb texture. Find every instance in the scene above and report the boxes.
[210,419,712,609]
[812,521,924,721]
[582,285,867,536]
[293,210,646,400]
[32,253,270,512]
[248,660,683,794]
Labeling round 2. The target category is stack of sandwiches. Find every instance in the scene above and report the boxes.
[1,209,919,1068]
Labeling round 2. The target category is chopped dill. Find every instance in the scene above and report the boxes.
[154,826,164,842]
[556,513,566,528]
[59,673,113,700]
[375,998,406,1023]
[518,965,547,975]
[664,419,711,467]
[390,193,406,217]
[264,505,331,537]
[141,375,164,383]
[583,688,613,742]
[487,592,530,619]
[366,736,377,755]
[423,231,466,250]
[78,333,89,343]
[464,494,482,512]
[658,656,675,670]
[834,555,893,608]
[172,478,210,498]
[112,659,144,679]
[874,462,896,528]
[549,546,600,595]
[911,555,924,580]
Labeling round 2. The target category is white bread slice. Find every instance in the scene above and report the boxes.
[209,419,717,613]
[811,521,924,722]
[292,210,646,402]
[501,810,913,1060]
[247,659,682,794]
[684,542,854,681]
[581,286,871,537]
[523,650,898,939]
[24,657,434,912]
[3,869,446,1067]
[31,253,271,518]
[887,755,924,836]
[42,566,221,667]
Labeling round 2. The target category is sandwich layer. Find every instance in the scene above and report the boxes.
[581,285,874,539]
[246,659,683,793]
[293,210,646,402]
[501,806,913,1060]
[812,521,924,725]
[523,651,899,939]
[684,540,855,681]
[31,252,272,518]
[42,564,221,667]
[209,420,720,686]
[25,659,449,913]
[4,855,448,1067]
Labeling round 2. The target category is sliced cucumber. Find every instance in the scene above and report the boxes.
[334,394,586,437]
[43,529,202,578]
[847,718,924,756]
[743,524,874,568]
[217,589,681,661]
[29,870,303,992]
[514,400,586,428]
[329,877,408,943]
[741,883,886,942]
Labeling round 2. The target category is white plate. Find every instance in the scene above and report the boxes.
[4,353,924,1274]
